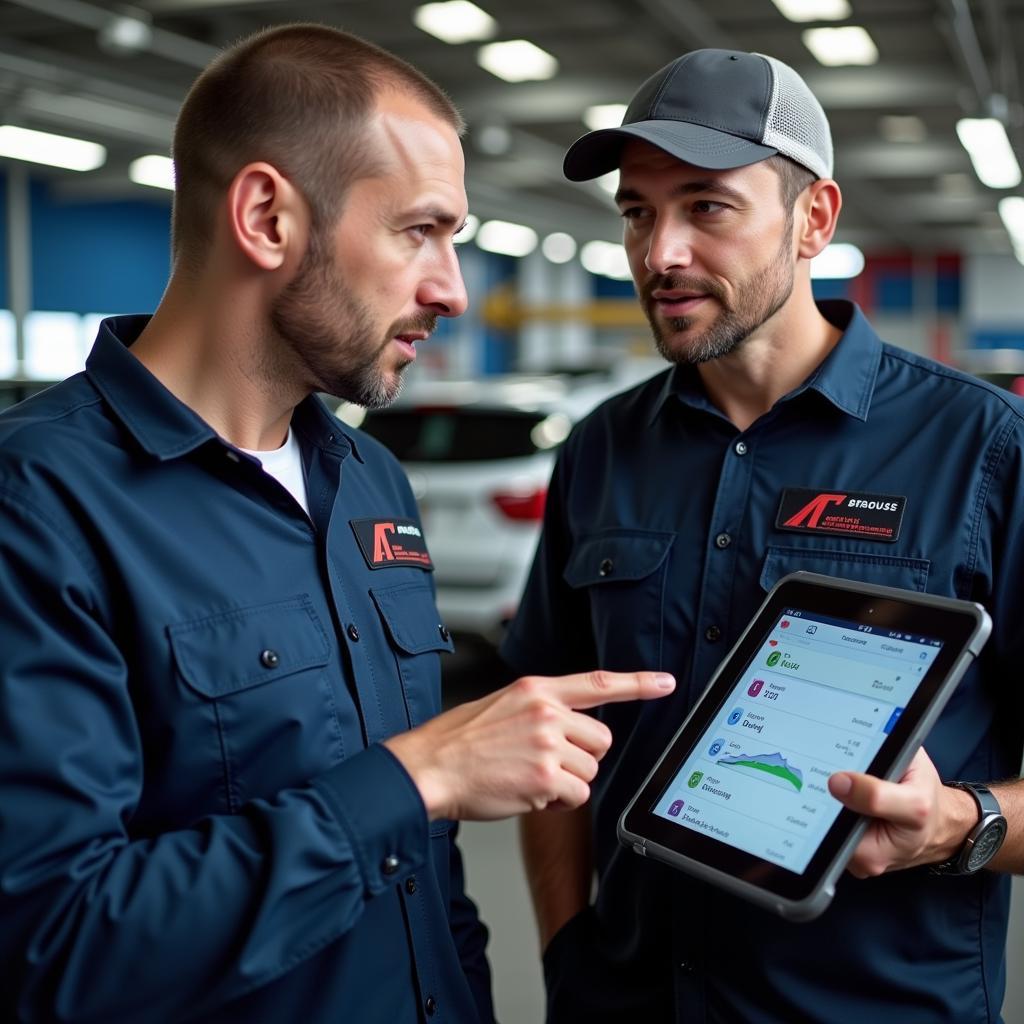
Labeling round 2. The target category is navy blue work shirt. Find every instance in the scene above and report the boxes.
[0,316,493,1024]
[503,301,1024,1023]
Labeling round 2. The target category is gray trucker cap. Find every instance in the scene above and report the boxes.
[564,49,833,182]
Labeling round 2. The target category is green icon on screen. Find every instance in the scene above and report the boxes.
[767,651,781,667]
[687,771,704,788]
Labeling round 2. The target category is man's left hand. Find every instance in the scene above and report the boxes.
[828,747,976,877]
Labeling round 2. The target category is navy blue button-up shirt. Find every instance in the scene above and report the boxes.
[503,301,1024,1023]
[0,317,492,1023]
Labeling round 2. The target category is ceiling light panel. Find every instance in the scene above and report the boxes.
[583,104,627,131]
[413,1,496,44]
[956,118,1022,189]
[802,26,878,66]
[477,40,558,82]
[476,219,538,256]
[771,0,851,21]
[129,155,174,190]
[0,125,105,171]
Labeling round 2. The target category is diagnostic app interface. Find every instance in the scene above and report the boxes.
[654,609,942,873]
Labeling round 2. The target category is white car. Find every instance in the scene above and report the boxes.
[337,370,656,643]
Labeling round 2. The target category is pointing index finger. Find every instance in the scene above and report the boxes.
[549,670,676,710]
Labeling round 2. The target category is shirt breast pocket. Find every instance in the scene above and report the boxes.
[563,529,676,669]
[371,581,454,727]
[759,544,932,594]
[168,595,336,811]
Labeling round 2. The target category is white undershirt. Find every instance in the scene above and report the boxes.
[240,428,310,517]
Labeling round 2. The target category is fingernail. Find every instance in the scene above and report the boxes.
[654,673,676,691]
[830,773,852,796]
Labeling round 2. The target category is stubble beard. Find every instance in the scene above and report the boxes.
[269,231,436,409]
[641,231,796,366]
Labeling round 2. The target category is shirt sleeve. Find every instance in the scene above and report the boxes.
[0,488,431,1022]
[500,435,597,678]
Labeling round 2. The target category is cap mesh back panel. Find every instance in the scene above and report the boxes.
[758,53,833,178]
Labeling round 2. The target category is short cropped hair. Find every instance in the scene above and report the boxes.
[171,23,464,271]
[766,154,818,212]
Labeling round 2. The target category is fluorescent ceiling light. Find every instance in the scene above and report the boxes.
[580,240,632,280]
[956,118,1022,189]
[129,154,174,191]
[879,115,927,144]
[810,242,865,279]
[0,125,105,172]
[998,197,1024,264]
[541,232,577,264]
[583,104,627,131]
[413,1,496,44]
[476,219,538,257]
[477,39,558,82]
[802,26,878,66]
[596,171,619,196]
[454,213,480,244]
[771,0,850,20]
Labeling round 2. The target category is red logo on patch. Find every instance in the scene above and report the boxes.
[783,492,847,529]
[769,640,779,647]
[373,522,395,562]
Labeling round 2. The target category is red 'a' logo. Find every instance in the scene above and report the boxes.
[373,522,396,562]
[783,493,847,529]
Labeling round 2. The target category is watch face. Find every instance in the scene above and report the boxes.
[966,819,1008,872]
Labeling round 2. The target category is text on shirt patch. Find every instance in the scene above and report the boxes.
[775,489,906,543]
[350,517,434,569]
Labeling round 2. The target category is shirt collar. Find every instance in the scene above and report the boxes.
[648,300,882,426]
[86,315,363,463]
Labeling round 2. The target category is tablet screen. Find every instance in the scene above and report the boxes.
[652,606,943,874]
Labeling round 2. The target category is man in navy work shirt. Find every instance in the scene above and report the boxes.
[0,25,677,1024]
[504,49,1024,1022]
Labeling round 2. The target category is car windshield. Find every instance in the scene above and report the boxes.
[359,408,549,462]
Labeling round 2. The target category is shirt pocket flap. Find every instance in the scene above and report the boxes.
[759,545,931,594]
[371,582,455,655]
[563,530,676,588]
[169,596,331,698]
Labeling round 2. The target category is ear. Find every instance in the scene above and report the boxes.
[795,179,842,260]
[225,162,308,271]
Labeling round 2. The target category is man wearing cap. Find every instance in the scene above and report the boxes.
[503,49,1024,1022]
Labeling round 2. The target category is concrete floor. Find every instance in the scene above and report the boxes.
[445,647,1024,1023]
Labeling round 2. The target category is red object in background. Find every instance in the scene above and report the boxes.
[491,487,547,521]
[1012,377,1024,397]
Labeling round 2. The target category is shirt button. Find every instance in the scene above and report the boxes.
[347,623,360,643]
[705,625,721,642]
[715,532,731,549]
[734,441,748,456]
[382,854,399,876]
[259,649,280,669]
[438,624,451,642]
[599,558,614,577]
[405,876,417,895]
[425,996,437,1016]
[679,959,695,973]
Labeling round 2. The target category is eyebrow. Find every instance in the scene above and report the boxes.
[406,204,462,228]
[614,179,748,205]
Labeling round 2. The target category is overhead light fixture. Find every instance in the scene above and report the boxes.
[580,240,632,280]
[98,14,153,56]
[129,155,174,191]
[596,171,619,196]
[802,26,878,66]
[998,196,1024,265]
[541,232,577,264]
[477,40,558,82]
[810,242,865,279]
[413,1,496,44]
[454,213,480,244]
[956,118,1022,189]
[0,125,105,172]
[476,219,538,257]
[583,104,627,131]
[771,0,851,21]
[879,115,927,144]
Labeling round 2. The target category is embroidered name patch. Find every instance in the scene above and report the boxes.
[775,489,906,543]
[350,517,434,570]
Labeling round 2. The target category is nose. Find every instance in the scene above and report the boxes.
[643,217,694,276]
[418,245,468,318]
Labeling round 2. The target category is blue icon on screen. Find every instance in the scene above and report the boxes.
[883,707,904,734]
[708,738,725,757]
[727,707,744,726]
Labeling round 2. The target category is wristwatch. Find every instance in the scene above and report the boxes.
[930,782,1007,875]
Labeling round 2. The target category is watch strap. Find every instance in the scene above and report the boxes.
[930,781,1004,875]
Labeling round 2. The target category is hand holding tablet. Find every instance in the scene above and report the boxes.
[618,571,991,921]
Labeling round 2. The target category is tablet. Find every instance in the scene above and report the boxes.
[618,571,991,921]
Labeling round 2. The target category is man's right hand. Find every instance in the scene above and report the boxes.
[384,670,675,821]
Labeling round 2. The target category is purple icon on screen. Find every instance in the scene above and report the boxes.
[667,799,685,817]
[748,679,764,697]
